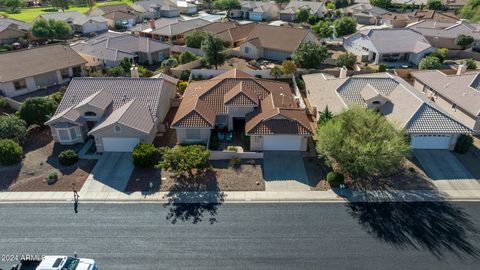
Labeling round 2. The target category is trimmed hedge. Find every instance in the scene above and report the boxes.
[455,134,473,154]
[0,139,23,165]
[132,143,159,167]
[58,149,78,166]
[326,171,345,188]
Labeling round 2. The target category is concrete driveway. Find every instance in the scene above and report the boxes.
[80,152,134,193]
[263,151,311,191]
[414,150,480,191]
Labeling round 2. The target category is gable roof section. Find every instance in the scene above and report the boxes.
[224,81,259,106]
[73,89,113,111]
[244,24,314,53]
[0,18,31,31]
[197,22,256,43]
[407,20,480,39]
[0,44,86,83]
[171,98,215,128]
[38,11,107,25]
[406,103,472,134]
[281,1,325,15]
[148,18,211,36]
[354,28,432,54]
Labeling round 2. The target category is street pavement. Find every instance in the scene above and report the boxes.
[0,202,479,270]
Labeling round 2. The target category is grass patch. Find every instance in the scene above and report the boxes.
[0,0,132,22]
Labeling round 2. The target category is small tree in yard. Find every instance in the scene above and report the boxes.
[334,16,357,37]
[456,34,475,49]
[431,48,448,63]
[214,0,241,19]
[58,149,78,166]
[132,143,159,167]
[0,115,27,144]
[312,20,333,39]
[293,42,330,69]
[269,66,283,79]
[161,57,179,69]
[419,55,442,70]
[281,60,297,76]
[427,0,444,10]
[296,8,310,23]
[201,33,226,69]
[0,139,23,165]
[317,106,334,127]
[336,53,357,69]
[31,19,73,41]
[179,51,197,64]
[4,0,22,13]
[465,58,477,70]
[106,66,125,77]
[119,58,132,73]
[158,145,210,177]
[18,97,57,126]
[316,107,410,178]
[185,31,208,49]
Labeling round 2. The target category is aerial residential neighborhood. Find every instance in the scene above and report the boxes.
[0,0,480,269]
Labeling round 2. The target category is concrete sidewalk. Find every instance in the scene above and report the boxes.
[0,188,479,203]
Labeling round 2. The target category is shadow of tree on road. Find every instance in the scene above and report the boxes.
[346,201,480,259]
[163,169,225,224]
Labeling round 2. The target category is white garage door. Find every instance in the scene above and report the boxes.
[102,137,140,152]
[263,49,291,61]
[263,135,303,151]
[410,134,451,149]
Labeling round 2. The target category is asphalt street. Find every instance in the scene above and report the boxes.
[0,202,479,270]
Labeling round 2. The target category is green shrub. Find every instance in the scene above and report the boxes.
[58,149,78,166]
[296,78,305,91]
[180,70,191,81]
[176,81,188,95]
[179,51,197,64]
[455,134,473,154]
[132,143,159,167]
[2,44,12,51]
[0,114,27,144]
[465,59,477,70]
[0,139,23,165]
[0,97,7,108]
[378,64,387,72]
[17,97,58,126]
[49,86,67,104]
[48,170,58,179]
[326,171,345,188]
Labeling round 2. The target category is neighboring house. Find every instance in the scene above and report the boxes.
[230,1,280,21]
[411,68,480,133]
[132,0,181,18]
[407,20,480,50]
[382,10,459,28]
[89,3,145,24]
[240,24,320,61]
[36,11,108,35]
[390,0,466,10]
[45,76,178,152]
[303,71,471,150]
[71,32,171,67]
[185,22,256,47]
[343,28,434,66]
[279,1,327,22]
[172,69,313,151]
[0,45,86,98]
[131,18,211,45]
[175,0,198,15]
[340,4,388,25]
[0,18,31,45]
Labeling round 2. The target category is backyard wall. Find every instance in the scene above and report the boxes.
[209,151,264,160]
[190,69,292,79]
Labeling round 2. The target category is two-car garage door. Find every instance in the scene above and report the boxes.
[102,137,140,152]
[410,134,452,149]
[263,135,304,151]
[263,49,292,61]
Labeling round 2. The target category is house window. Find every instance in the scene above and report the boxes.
[372,101,381,105]
[114,125,122,133]
[84,111,97,118]
[186,129,201,140]
[60,68,70,79]
[13,79,27,90]
[244,47,250,54]
[452,104,457,111]
[57,128,78,142]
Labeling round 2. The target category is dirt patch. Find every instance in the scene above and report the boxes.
[155,159,265,192]
[218,57,253,70]
[0,127,96,192]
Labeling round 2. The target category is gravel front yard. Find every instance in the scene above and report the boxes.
[0,127,96,192]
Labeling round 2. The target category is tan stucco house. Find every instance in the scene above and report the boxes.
[172,69,313,151]
[0,45,86,98]
[0,18,31,45]
[45,76,177,152]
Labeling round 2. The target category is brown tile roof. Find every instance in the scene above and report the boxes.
[383,10,459,22]
[244,24,314,53]
[0,44,86,83]
[198,22,257,44]
[103,11,136,20]
[172,69,311,135]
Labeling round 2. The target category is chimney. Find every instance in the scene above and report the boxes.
[339,66,348,79]
[457,64,467,75]
[149,19,156,29]
[130,65,139,78]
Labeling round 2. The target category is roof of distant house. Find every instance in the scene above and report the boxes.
[0,18,31,31]
[37,11,107,25]
[240,1,278,12]
[280,1,325,15]
[47,77,175,134]
[102,11,137,21]
[131,17,210,36]
[303,72,471,134]
[349,28,432,54]
[196,22,256,43]
[341,3,388,17]
[172,69,313,135]
[407,20,480,39]
[382,10,459,23]
[411,70,480,117]
[71,32,171,62]
[133,0,179,13]
[244,24,316,53]
[0,44,86,83]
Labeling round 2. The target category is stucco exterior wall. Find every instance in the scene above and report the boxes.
[240,42,261,59]
[175,128,211,145]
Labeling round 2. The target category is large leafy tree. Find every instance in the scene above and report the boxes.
[292,41,330,69]
[336,52,357,69]
[334,16,357,37]
[0,115,27,144]
[185,31,208,49]
[31,19,73,41]
[3,0,22,13]
[17,97,57,126]
[281,60,297,75]
[296,8,310,23]
[51,0,69,11]
[312,20,333,38]
[214,0,241,19]
[269,66,283,79]
[427,0,444,10]
[418,55,442,70]
[201,33,226,69]
[158,145,210,177]
[316,107,410,178]
[369,0,391,8]
[460,0,480,22]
